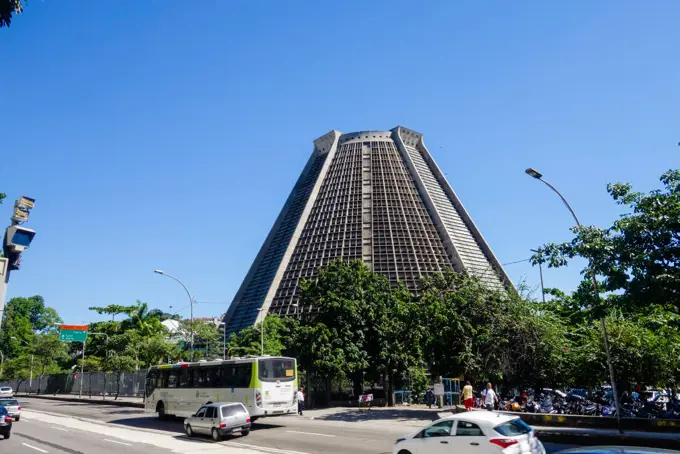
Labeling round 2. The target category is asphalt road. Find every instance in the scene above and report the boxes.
[13,397,578,454]
[1,418,168,454]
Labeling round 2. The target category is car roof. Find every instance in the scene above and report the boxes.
[439,411,517,426]
[207,402,245,407]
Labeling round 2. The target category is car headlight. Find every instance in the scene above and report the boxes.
[395,437,406,444]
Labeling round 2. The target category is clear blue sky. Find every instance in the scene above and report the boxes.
[2,0,677,323]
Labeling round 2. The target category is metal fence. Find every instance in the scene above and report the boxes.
[0,371,147,398]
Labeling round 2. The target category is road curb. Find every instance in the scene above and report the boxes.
[536,430,680,450]
[21,394,144,408]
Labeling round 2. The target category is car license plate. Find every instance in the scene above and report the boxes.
[273,403,281,407]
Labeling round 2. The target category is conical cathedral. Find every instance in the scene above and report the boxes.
[224,127,511,335]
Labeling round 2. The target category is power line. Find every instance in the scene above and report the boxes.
[501,258,532,266]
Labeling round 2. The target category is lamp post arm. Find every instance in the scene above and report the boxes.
[537,178,582,227]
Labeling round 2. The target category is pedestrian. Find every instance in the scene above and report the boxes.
[425,388,434,409]
[297,387,305,416]
[484,383,498,411]
[462,381,474,411]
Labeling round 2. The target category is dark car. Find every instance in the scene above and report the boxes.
[0,405,12,440]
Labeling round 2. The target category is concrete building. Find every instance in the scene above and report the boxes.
[223,127,511,335]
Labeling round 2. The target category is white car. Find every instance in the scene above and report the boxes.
[0,388,12,398]
[393,411,545,454]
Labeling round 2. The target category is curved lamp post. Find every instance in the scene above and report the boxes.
[525,167,622,433]
[154,270,195,362]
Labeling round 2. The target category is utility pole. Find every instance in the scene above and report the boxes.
[530,248,546,303]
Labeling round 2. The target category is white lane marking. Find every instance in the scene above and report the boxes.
[22,443,49,453]
[51,427,69,432]
[104,439,132,446]
[286,430,336,438]
[224,440,311,454]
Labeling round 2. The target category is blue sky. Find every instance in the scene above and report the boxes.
[1,0,677,323]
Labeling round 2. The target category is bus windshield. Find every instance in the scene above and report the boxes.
[259,358,295,382]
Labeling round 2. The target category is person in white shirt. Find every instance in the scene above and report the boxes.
[484,383,498,411]
[297,387,305,416]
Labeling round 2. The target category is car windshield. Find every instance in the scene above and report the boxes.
[495,418,533,436]
[0,400,18,406]
[258,358,295,382]
[221,405,247,417]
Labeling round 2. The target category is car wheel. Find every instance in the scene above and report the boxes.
[241,430,250,436]
[397,450,411,454]
[185,425,194,437]
[211,428,222,442]
[157,402,166,420]
[4,432,10,440]
[15,417,19,422]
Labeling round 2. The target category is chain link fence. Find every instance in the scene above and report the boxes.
[0,371,147,398]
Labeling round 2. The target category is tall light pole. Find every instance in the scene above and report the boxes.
[257,308,268,356]
[219,322,227,360]
[11,337,33,393]
[155,270,195,362]
[525,167,622,432]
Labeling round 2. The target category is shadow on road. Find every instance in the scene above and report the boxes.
[313,409,435,423]
[108,416,281,434]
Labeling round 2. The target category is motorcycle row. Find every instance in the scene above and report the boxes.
[477,389,680,419]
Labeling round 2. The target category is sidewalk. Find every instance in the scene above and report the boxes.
[18,392,144,408]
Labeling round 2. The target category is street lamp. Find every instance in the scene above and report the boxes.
[219,322,227,360]
[11,337,33,393]
[258,308,267,356]
[154,270,195,362]
[525,167,622,432]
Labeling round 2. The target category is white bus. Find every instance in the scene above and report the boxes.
[144,356,298,420]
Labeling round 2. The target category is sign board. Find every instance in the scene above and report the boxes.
[59,325,89,342]
[359,394,374,403]
[434,384,445,396]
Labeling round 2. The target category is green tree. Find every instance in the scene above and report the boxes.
[537,170,680,316]
[88,304,136,322]
[104,353,139,400]
[227,315,295,358]
[0,296,61,359]
[0,0,22,28]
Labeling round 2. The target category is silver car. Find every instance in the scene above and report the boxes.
[0,399,20,421]
[184,402,251,441]
[0,388,12,398]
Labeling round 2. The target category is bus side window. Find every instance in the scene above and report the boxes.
[212,367,222,387]
[241,364,252,387]
[179,369,190,388]
[168,371,178,388]
[146,371,158,395]
[222,365,234,388]
[158,370,168,388]
[193,369,203,388]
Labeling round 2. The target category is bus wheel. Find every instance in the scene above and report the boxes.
[157,402,167,420]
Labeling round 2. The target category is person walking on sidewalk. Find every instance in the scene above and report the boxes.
[484,383,498,411]
[297,387,305,416]
[462,381,474,411]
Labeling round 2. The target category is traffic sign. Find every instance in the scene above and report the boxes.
[58,325,89,342]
